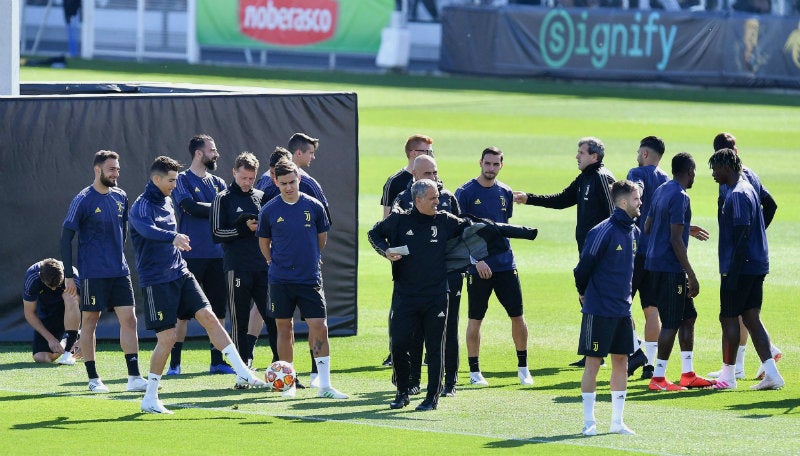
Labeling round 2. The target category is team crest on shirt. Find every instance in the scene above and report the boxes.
[304,210,312,227]
[592,342,599,351]
[500,196,506,208]
[430,226,438,242]
[677,284,683,295]
[633,240,637,254]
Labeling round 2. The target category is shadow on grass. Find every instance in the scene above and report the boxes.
[10,413,240,430]
[483,432,586,448]
[0,361,65,370]
[726,397,800,415]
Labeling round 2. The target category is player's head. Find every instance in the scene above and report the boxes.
[233,152,259,193]
[93,150,120,188]
[412,155,438,183]
[577,137,605,170]
[189,134,218,171]
[713,132,737,153]
[479,147,504,181]
[39,258,64,290]
[709,148,742,186]
[269,146,292,179]
[405,134,434,159]
[611,180,642,219]
[274,159,300,201]
[637,136,665,166]
[671,152,696,189]
[150,155,181,196]
[288,133,319,168]
[411,178,439,216]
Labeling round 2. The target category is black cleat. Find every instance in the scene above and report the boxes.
[408,385,421,395]
[627,349,648,377]
[389,392,410,409]
[569,357,603,368]
[381,354,393,367]
[415,396,438,411]
[442,384,456,397]
[640,365,654,380]
[295,379,307,389]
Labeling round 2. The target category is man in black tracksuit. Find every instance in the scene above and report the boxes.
[211,152,272,372]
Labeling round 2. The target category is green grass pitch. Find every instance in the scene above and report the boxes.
[2,59,799,455]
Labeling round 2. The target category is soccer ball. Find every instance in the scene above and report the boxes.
[264,361,296,391]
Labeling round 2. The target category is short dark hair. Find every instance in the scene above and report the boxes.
[93,150,119,167]
[481,146,503,162]
[671,152,695,176]
[234,152,259,171]
[270,147,292,168]
[288,133,319,154]
[708,148,742,174]
[579,137,605,162]
[39,258,64,289]
[640,136,665,156]
[150,155,181,175]
[189,134,214,158]
[713,132,736,151]
[274,159,298,178]
[611,179,639,204]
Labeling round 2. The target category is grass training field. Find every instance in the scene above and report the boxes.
[2,60,799,455]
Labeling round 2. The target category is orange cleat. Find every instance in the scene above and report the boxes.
[679,372,716,388]
[648,377,687,391]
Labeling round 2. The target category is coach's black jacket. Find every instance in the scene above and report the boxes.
[210,182,267,272]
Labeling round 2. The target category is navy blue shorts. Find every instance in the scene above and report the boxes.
[186,258,227,319]
[269,283,326,320]
[80,276,134,312]
[650,271,697,330]
[142,273,210,332]
[466,269,523,320]
[577,314,634,357]
[632,253,657,309]
[720,274,765,318]
[32,314,65,355]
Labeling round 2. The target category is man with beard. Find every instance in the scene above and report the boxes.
[61,150,147,393]
[166,134,233,376]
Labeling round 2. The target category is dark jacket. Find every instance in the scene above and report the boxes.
[210,182,267,272]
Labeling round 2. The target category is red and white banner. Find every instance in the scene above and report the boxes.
[239,0,339,46]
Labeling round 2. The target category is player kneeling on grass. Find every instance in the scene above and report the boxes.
[574,180,641,436]
[257,159,348,400]
[129,156,266,414]
[23,258,81,365]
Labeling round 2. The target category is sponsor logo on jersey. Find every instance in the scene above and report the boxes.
[95,207,102,213]
[239,0,338,46]
[406,229,414,235]
[277,216,285,223]
[616,244,623,251]
[474,198,482,205]
[236,206,243,212]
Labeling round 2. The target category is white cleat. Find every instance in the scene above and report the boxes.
[518,368,534,386]
[318,387,349,399]
[609,423,636,435]
[751,374,785,391]
[235,375,267,390]
[711,378,737,390]
[309,373,320,388]
[141,397,174,414]
[57,352,77,366]
[281,385,297,399]
[126,376,148,392]
[581,423,597,436]
[469,372,489,386]
[88,378,109,393]
[707,368,744,380]
[755,347,783,380]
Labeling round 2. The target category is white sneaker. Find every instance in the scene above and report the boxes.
[281,385,297,398]
[88,378,109,393]
[707,367,744,379]
[609,423,636,435]
[581,423,597,436]
[518,368,534,386]
[126,376,148,392]
[57,352,76,366]
[469,372,489,386]
[318,387,349,399]
[751,374,785,391]
[712,378,737,390]
[309,373,320,388]
[141,396,174,414]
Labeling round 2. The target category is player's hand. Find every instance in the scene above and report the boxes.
[512,191,528,204]
[246,219,258,232]
[476,260,492,279]
[386,252,402,262]
[173,233,191,251]
[64,277,77,296]
[48,338,65,355]
[687,273,700,298]
[690,225,709,241]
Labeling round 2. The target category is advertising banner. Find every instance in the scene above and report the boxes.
[197,0,393,54]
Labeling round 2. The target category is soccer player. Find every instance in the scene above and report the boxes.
[257,160,348,400]
[644,152,714,391]
[22,258,81,365]
[708,149,784,390]
[211,152,271,377]
[61,150,147,393]
[574,180,641,436]
[167,134,233,376]
[455,146,533,387]
[706,132,781,381]
[129,156,266,414]
[513,136,617,368]
[625,136,670,379]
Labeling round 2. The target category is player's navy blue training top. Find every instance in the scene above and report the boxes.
[719,177,769,275]
[257,193,329,286]
[719,166,777,229]
[172,169,226,259]
[574,208,639,318]
[626,165,669,252]
[211,181,267,272]
[255,172,280,201]
[23,261,81,319]
[63,185,130,279]
[455,178,515,273]
[645,180,691,273]
[129,182,189,287]
[256,168,331,223]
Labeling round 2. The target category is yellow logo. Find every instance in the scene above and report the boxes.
[194,186,201,193]
[116,201,124,213]
[500,196,506,208]
[90,296,96,306]
[785,21,800,69]
[94,207,102,213]
[277,217,284,223]
[157,311,163,321]
[677,285,683,295]
[592,342,599,352]
[304,210,311,222]
[616,244,623,251]
[474,199,482,205]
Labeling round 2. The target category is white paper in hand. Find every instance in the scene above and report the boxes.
[386,245,410,256]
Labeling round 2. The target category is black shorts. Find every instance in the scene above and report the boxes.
[466,269,523,320]
[269,283,326,320]
[142,273,210,332]
[32,314,65,355]
[80,276,135,312]
[720,274,765,318]
[186,258,227,319]
[650,271,697,330]
[577,314,634,357]
[632,254,657,309]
